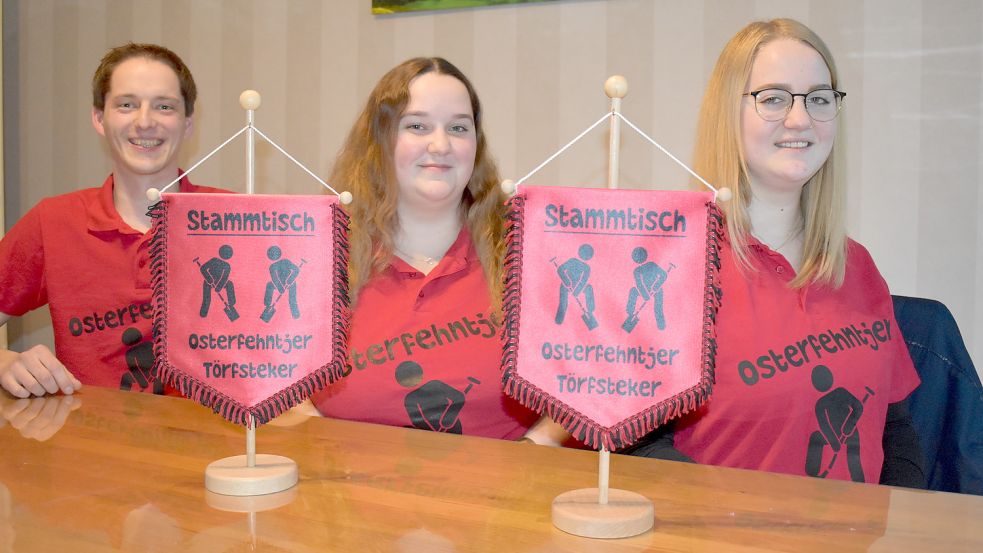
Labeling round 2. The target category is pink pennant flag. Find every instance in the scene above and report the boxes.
[149,193,350,426]
[502,185,722,450]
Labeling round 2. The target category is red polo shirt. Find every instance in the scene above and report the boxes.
[0,174,227,393]
[313,228,538,439]
[673,235,919,483]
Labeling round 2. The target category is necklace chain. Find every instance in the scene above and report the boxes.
[395,247,439,266]
[772,225,803,251]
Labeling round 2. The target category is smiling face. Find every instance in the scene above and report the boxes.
[91,57,192,186]
[393,72,477,214]
[741,38,836,196]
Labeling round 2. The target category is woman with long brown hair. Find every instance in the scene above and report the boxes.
[310,58,563,443]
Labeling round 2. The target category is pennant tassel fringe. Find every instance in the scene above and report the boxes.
[500,194,722,451]
[148,198,352,428]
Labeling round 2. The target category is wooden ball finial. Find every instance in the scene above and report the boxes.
[339,191,353,205]
[239,90,262,111]
[146,188,161,202]
[716,187,733,203]
[501,179,516,196]
[604,75,628,99]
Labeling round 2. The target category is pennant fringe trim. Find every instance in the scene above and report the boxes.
[148,199,352,427]
[500,192,723,451]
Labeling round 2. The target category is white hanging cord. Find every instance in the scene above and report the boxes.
[149,90,351,204]
[509,110,720,196]
[513,112,610,189]
[251,127,341,196]
[613,111,717,194]
[503,75,729,202]
[156,125,249,194]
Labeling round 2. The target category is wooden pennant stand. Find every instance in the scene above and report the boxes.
[146,90,353,497]
[200,91,299,497]
[550,76,654,539]
[551,450,654,538]
[204,413,298,496]
[205,480,298,549]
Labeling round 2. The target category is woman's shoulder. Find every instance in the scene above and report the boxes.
[844,237,878,270]
[841,237,891,293]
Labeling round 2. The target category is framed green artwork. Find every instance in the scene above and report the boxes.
[373,0,559,14]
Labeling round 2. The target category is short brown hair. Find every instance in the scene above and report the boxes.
[92,43,197,116]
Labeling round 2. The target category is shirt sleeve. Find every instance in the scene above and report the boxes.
[849,240,921,403]
[0,203,49,315]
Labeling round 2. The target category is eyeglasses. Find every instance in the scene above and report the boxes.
[743,88,846,122]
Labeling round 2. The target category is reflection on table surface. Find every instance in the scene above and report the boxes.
[2,387,982,552]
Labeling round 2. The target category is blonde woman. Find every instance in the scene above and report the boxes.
[633,20,923,487]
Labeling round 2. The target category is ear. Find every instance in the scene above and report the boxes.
[183,113,194,137]
[91,107,106,137]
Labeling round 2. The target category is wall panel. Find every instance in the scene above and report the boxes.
[2,0,980,375]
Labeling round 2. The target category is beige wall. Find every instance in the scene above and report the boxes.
[3,0,982,375]
[0,0,5,350]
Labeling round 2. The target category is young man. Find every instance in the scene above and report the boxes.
[0,43,227,398]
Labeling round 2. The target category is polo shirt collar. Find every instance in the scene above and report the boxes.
[746,232,813,307]
[746,233,773,255]
[436,226,472,272]
[389,226,473,277]
[87,171,192,235]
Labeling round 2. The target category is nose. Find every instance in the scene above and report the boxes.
[135,105,155,129]
[427,129,450,154]
[784,96,812,129]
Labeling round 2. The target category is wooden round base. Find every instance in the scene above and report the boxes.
[205,454,298,497]
[552,488,654,539]
[205,484,298,513]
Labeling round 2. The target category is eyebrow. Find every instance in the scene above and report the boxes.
[110,93,182,102]
[401,111,474,122]
[749,83,833,93]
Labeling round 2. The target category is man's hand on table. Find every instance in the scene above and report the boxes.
[0,393,82,441]
[0,344,81,398]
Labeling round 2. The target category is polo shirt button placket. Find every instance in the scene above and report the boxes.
[414,288,428,310]
[135,237,151,288]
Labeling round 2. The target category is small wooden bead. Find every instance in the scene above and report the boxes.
[239,90,262,111]
[604,76,628,99]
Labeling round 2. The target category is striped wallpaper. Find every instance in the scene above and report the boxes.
[3,0,981,377]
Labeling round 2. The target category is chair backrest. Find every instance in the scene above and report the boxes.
[893,295,983,495]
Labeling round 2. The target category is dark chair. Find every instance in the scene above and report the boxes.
[893,295,983,495]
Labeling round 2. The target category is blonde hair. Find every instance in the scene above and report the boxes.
[692,18,846,288]
[331,57,505,306]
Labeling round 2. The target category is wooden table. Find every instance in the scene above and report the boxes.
[1,387,981,552]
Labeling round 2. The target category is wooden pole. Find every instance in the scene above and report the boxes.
[240,90,261,195]
[604,75,627,191]
[599,75,627,505]
[204,91,297,497]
